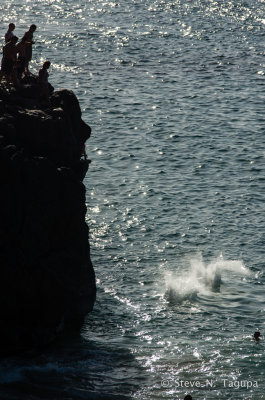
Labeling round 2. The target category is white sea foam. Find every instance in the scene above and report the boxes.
[164,253,249,304]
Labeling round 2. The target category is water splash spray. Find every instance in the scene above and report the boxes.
[165,253,249,304]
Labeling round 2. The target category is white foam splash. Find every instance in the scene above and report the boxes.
[164,253,249,304]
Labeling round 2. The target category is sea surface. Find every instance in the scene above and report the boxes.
[1,0,265,399]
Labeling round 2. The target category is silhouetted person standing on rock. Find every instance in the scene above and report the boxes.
[16,36,28,80]
[4,23,16,43]
[0,36,19,86]
[23,24,36,74]
[39,60,51,105]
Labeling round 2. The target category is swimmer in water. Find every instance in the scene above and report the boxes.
[254,331,261,341]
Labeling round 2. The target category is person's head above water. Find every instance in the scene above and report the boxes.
[254,331,261,340]
[8,23,15,31]
[184,396,193,400]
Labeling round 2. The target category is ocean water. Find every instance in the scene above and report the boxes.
[1,0,265,399]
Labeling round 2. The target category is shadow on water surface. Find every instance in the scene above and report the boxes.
[0,295,145,400]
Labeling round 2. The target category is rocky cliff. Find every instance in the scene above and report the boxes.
[0,77,96,354]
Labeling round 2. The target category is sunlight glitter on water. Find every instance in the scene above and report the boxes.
[2,0,265,398]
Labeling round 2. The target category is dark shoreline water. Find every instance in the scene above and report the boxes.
[0,327,142,400]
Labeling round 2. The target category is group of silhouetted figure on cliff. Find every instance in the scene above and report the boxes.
[0,23,51,104]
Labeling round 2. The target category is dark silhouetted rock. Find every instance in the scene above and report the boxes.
[0,79,96,354]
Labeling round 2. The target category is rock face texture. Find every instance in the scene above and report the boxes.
[0,77,96,354]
